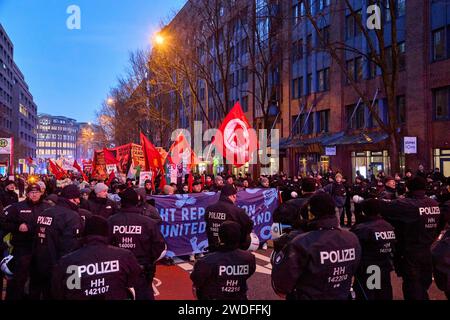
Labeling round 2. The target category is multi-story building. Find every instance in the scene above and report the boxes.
[155,0,450,178]
[36,114,78,160]
[0,23,37,171]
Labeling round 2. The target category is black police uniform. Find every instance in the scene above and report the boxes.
[51,235,142,300]
[29,197,83,299]
[0,198,50,300]
[191,249,256,300]
[83,195,117,219]
[431,229,450,300]
[351,216,396,300]
[272,215,361,300]
[0,189,19,208]
[379,191,442,300]
[205,198,253,252]
[108,206,166,300]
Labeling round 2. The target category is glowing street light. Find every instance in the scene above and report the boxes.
[154,34,165,46]
[107,97,115,106]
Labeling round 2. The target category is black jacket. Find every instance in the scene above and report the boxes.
[108,206,166,267]
[350,216,395,269]
[83,195,117,219]
[271,216,361,300]
[431,230,450,293]
[380,186,397,201]
[379,191,442,256]
[205,197,254,252]
[31,198,83,275]
[0,198,50,250]
[286,193,314,221]
[191,248,256,300]
[323,182,347,208]
[0,190,19,208]
[51,235,142,300]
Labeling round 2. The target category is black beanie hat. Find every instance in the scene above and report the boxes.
[219,221,241,249]
[309,192,336,217]
[120,188,139,207]
[407,176,427,192]
[84,215,109,237]
[220,184,237,198]
[4,180,16,188]
[61,185,81,199]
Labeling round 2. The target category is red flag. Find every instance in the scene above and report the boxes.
[49,159,65,179]
[168,132,198,169]
[140,132,164,171]
[73,160,88,182]
[216,101,257,167]
[103,148,119,165]
[188,173,194,193]
[159,172,167,191]
[106,170,116,186]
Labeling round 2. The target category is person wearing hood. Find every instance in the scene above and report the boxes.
[51,215,142,300]
[29,184,83,300]
[191,221,256,300]
[107,188,166,300]
[82,183,117,219]
[351,199,396,300]
[271,192,361,300]
[0,183,51,300]
[379,176,442,300]
[0,180,19,208]
[205,184,253,252]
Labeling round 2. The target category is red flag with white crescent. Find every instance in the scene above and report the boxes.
[215,102,257,167]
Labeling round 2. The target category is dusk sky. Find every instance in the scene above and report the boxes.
[0,0,186,122]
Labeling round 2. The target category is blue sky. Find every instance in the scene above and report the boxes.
[0,0,186,122]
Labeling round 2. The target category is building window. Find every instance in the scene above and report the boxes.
[316,109,330,133]
[306,34,313,55]
[307,73,313,94]
[432,28,446,62]
[346,59,355,84]
[355,57,363,81]
[397,95,406,124]
[292,78,300,99]
[346,10,362,39]
[317,68,330,91]
[398,42,406,70]
[292,39,303,61]
[241,96,249,112]
[319,0,330,11]
[300,113,314,134]
[434,86,450,120]
[347,104,365,129]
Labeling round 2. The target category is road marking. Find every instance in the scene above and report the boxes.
[255,265,271,275]
[252,252,271,263]
[177,263,194,271]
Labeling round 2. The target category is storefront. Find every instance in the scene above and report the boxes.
[433,148,450,177]
[351,150,390,180]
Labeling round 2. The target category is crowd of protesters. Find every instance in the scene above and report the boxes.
[0,162,448,300]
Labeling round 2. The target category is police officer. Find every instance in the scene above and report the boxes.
[82,183,117,219]
[286,177,316,220]
[379,176,442,300]
[0,180,19,208]
[271,192,361,300]
[352,176,369,224]
[108,188,166,300]
[0,183,50,300]
[205,184,253,252]
[29,184,83,299]
[351,199,396,300]
[431,229,450,300]
[51,215,142,300]
[191,221,256,300]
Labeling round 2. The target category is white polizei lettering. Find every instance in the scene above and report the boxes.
[112,225,142,234]
[320,248,356,265]
[218,265,249,276]
[208,212,226,220]
[77,260,120,277]
[37,216,53,226]
[374,231,396,241]
[418,207,440,216]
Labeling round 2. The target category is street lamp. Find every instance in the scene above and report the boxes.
[107,97,115,106]
[154,34,165,46]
